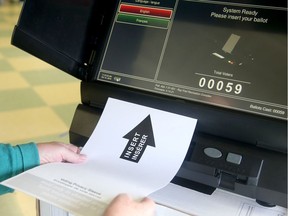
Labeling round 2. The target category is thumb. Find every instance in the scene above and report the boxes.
[140,197,156,209]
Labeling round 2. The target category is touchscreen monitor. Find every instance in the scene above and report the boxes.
[97,0,287,121]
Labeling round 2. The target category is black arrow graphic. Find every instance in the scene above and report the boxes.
[120,115,155,163]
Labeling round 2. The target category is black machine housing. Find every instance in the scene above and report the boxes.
[12,0,287,207]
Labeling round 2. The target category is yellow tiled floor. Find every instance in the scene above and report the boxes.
[0,2,81,215]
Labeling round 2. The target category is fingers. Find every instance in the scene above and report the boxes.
[139,197,156,215]
[61,148,87,163]
[57,142,86,163]
[37,142,87,164]
[113,193,154,204]
[104,194,156,216]
[141,197,155,207]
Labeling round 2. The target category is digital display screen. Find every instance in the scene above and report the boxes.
[97,0,287,120]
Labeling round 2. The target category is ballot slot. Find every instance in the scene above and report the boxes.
[81,81,287,153]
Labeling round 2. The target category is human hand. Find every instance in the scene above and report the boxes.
[103,194,155,216]
[37,142,87,164]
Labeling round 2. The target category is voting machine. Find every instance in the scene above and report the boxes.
[11,0,287,208]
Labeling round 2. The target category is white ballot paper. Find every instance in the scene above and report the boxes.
[3,98,197,216]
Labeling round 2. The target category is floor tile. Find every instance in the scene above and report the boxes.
[33,82,80,106]
[0,73,29,90]
[0,192,36,216]
[30,132,70,145]
[52,104,79,127]
[0,59,13,71]
[0,25,13,33]
[0,107,68,143]
[21,68,79,86]
[0,37,12,47]
[0,88,45,111]
[7,56,53,71]
[0,46,27,57]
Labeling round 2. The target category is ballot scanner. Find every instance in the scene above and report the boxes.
[12,0,287,208]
